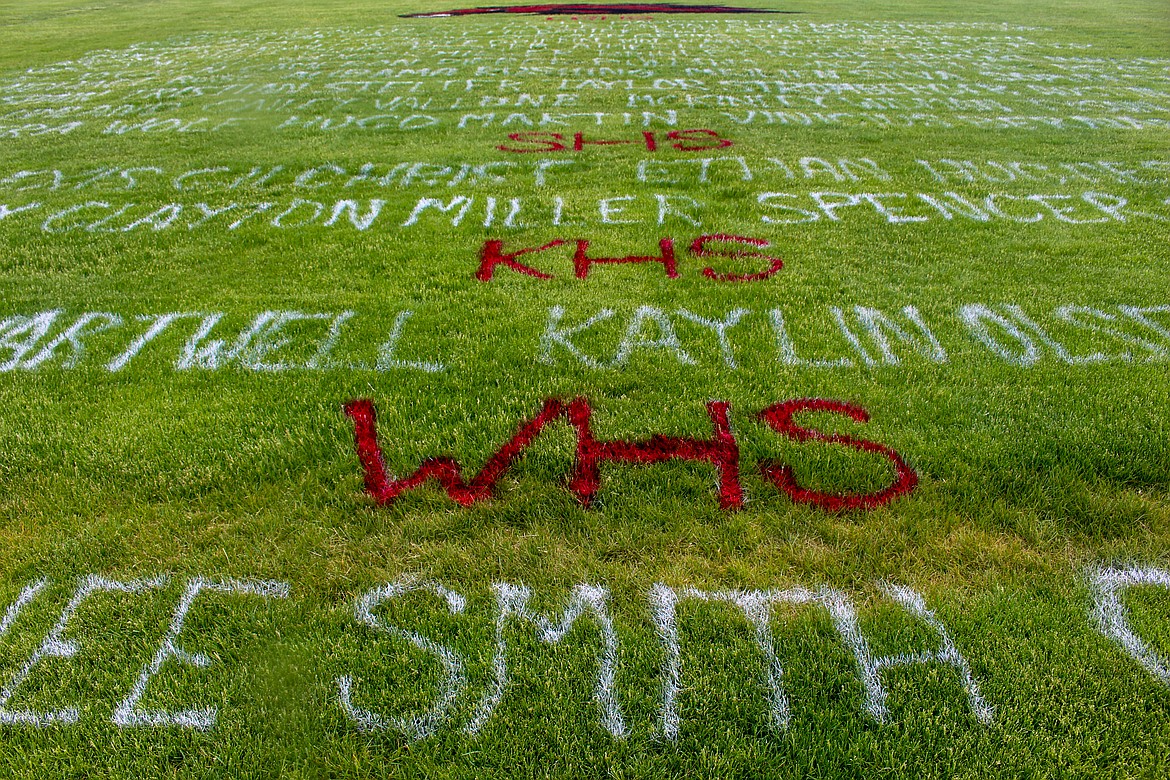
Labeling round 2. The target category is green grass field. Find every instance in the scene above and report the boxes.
[0,0,1168,776]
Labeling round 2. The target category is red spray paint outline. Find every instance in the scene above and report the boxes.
[402,4,792,18]
[572,238,678,279]
[690,233,784,282]
[344,398,917,512]
[497,130,732,153]
[344,398,743,509]
[497,132,568,153]
[665,129,735,152]
[755,398,919,512]
[477,239,566,281]
[476,234,778,281]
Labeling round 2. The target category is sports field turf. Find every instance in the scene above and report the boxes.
[0,0,1168,776]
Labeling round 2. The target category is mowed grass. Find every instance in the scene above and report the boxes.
[0,0,1168,776]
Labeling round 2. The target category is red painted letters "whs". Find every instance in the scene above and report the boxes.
[344,398,918,512]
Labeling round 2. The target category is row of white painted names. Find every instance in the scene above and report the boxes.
[0,567,1164,735]
[0,303,1166,374]
[3,157,1167,192]
[3,22,1167,141]
[1,190,1167,233]
[6,110,1169,139]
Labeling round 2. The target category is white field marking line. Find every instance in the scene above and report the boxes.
[654,583,993,738]
[112,577,289,729]
[338,578,467,738]
[0,580,47,636]
[466,583,626,738]
[958,303,1040,366]
[1089,565,1170,686]
[676,308,749,369]
[651,584,816,739]
[375,310,446,373]
[613,306,696,367]
[0,575,168,727]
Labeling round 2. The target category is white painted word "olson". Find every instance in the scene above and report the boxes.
[0,566,1166,735]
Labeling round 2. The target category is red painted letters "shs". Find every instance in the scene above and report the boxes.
[345,397,918,512]
[498,129,733,153]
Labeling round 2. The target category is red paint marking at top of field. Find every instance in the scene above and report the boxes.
[401,3,793,17]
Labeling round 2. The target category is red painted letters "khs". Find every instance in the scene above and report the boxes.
[476,234,783,282]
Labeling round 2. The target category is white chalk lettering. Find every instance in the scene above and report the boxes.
[338,579,467,738]
[0,581,47,637]
[539,305,616,369]
[113,578,289,729]
[374,311,445,373]
[676,309,749,369]
[958,304,1040,366]
[0,575,167,726]
[651,584,816,739]
[20,312,122,369]
[823,584,993,724]
[613,306,696,367]
[0,311,62,371]
[1090,566,1170,687]
[466,583,625,738]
